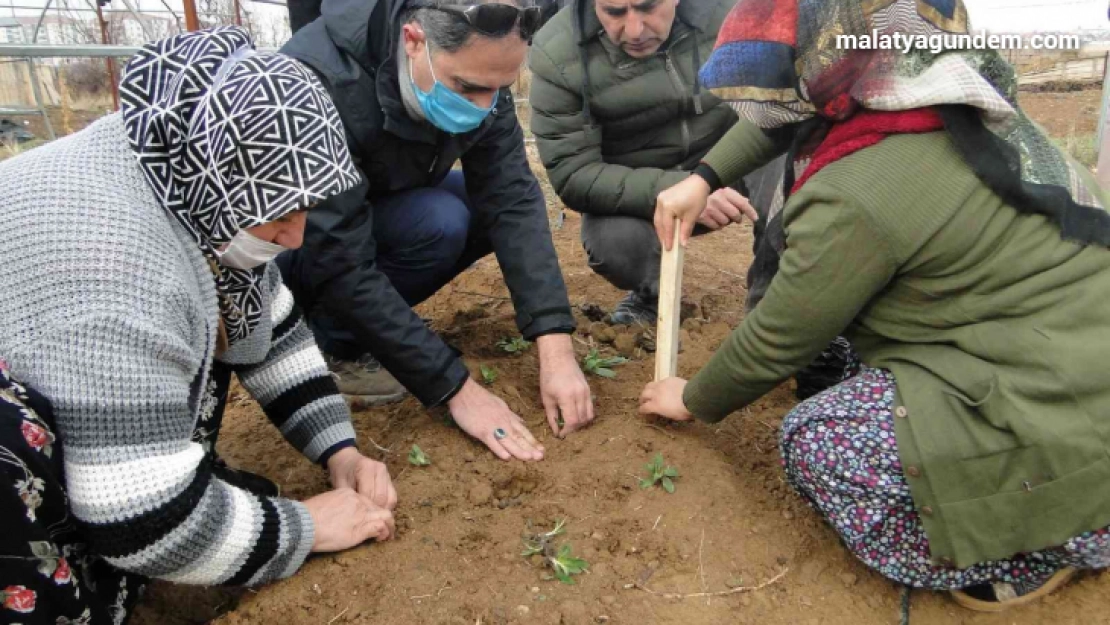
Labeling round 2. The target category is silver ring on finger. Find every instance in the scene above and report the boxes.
[493,427,508,441]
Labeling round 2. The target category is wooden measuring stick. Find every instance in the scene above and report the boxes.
[655,218,685,381]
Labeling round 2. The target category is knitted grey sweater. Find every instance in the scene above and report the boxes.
[0,114,357,586]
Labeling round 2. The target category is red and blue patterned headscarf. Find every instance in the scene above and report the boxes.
[699,0,1110,247]
[700,0,970,126]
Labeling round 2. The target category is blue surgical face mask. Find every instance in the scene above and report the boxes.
[411,45,494,134]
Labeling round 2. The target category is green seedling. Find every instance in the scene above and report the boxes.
[550,544,589,584]
[640,453,679,493]
[521,519,566,557]
[583,348,629,378]
[408,444,431,467]
[480,364,498,385]
[497,336,533,354]
[520,519,588,584]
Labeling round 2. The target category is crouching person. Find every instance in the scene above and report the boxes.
[0,28,396,624]
[642,0,1110,612]
[529,0,856,400]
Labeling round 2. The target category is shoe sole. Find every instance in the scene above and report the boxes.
[950,567,1077,613]
[343,391,408,410]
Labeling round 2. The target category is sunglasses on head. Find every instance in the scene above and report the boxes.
[415,2,547,42]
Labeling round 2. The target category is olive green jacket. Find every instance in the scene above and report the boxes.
[685,120,1110,568]
[528,0,738,220]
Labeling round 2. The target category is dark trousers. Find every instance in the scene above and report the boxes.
[580,156,788,303]
[280,171,492,359]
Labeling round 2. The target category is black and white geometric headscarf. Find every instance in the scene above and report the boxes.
[119,27,359,344]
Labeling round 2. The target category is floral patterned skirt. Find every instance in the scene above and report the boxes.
[0,358,236,625]
[780,366,1110,590]
[0,360,147,625]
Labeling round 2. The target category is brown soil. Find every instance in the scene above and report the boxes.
[1017,87,1102,137]
[73,90,1109,624]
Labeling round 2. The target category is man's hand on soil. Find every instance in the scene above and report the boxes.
[537,333,595,437]
[326,447,398,510]
[448,378,545,462]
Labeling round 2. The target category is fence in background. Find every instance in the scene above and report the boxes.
[0,43,140,139]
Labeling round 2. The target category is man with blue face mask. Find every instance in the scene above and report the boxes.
[279,0,594,462]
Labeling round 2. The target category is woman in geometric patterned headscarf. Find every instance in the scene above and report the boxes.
[642,0,1110,612]
[0,27,397,624]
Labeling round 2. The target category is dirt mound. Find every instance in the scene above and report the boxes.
[129,206,1110,625]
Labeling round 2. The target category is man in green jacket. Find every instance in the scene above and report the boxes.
[529,0,785,326]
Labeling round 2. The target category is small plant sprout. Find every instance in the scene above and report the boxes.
[640,453,679,493]
[582,348,629,378]
[480,364,498,385]
[497,336,533,354]
[408,444,431,467]
[521,518,566,556]
[550,544,589,584]
[521,519,588,584]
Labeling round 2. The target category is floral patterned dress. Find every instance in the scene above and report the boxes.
[781,366,1110,590]
[0,352,274,625]
[0,359,149,625]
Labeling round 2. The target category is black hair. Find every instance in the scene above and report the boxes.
[400,0,528,53]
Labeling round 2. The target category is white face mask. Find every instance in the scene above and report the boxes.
[217,229,287,270]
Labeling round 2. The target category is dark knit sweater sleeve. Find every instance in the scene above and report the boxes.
[682,180,899,422]
[236,284,356,464]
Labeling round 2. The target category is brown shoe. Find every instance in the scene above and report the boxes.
[324,353,407,408]
[950,568,1077,612]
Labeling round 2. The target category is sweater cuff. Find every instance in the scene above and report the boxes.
[282,501,316,580]
[317,439,357,467]
[301,421,357,463]
[682,374,735,424]
[693,163,723,193]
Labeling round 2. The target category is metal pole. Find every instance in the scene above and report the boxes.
[0,43,142,57]
[1097,52,1110,190]
[31,0,55,43]
[1097,52,1110,147]
[0,43,278,57]
[120,0,151,41]
[155,0,182,32]
[183,0,200,31]
[93,0,118,110]
[25,58,55,140]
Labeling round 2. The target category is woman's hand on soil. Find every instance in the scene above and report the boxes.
[448,378,545,462]
[326,447,398,510]
[305,488,395,552]
[537,333,595,437]
[639,377,694,422]
[655,174,712,250]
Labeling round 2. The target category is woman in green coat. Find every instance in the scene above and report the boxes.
[640,0,1110,612]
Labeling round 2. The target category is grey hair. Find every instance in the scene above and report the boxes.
[401,0,527,53]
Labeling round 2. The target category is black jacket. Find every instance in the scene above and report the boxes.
[281,0,575,406]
